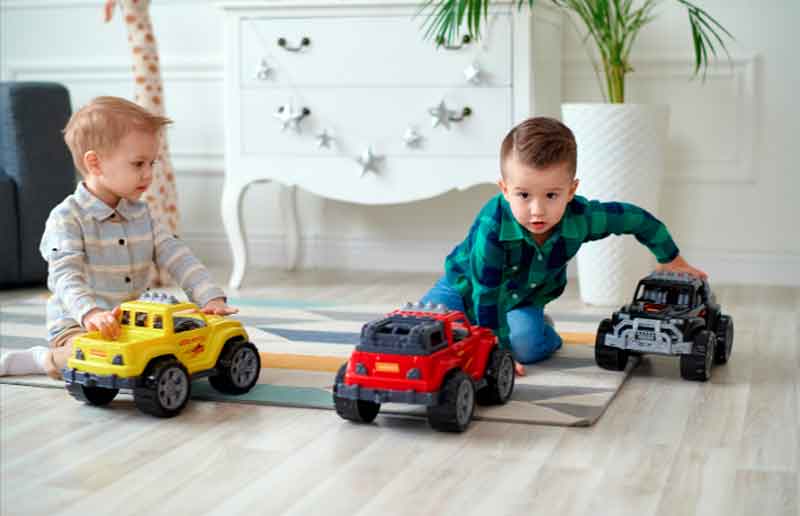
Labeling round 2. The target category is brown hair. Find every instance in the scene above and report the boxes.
[63,96,172,175]
[500,117,577,178]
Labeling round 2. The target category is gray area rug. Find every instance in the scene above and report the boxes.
[0,296,635,426]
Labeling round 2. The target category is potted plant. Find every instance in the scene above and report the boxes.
[418,0,733,305]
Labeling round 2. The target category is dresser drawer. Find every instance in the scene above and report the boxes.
[239,14,512,88]
[239,87,512,157]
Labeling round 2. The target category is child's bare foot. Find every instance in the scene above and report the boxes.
[44,350,62,380]
[514,361,526,376]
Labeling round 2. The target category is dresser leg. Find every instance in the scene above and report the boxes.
[221,179,252,289]
[283,185,300,271]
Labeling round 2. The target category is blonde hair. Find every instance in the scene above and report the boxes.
[63,96,172,175]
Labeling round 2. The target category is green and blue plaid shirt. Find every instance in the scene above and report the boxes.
[444,194,680,348]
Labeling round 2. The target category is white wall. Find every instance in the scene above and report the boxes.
[562,0,800,286]
[2,0,797,286]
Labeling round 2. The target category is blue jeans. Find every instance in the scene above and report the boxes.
[420,277,562,364]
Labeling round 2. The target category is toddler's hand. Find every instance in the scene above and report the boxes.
[83,306,122,340]
[201,298,239,316]
[103,0,115,23]
[657,255,708,280]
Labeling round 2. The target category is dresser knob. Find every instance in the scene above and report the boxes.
[435,34,471,50]
[449,107,472,122]
[429,100,472,130]
[274,105,311,132]
[278,37,311,52]
[276,105,311,118]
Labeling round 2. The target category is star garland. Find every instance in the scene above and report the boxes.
[247,14,499,177]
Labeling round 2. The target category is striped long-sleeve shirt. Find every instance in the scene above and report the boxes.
[444,194,680,349]
[39,182,225,341]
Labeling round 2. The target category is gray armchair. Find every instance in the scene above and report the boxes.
[0,82,76,287]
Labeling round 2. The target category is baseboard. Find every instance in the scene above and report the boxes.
[183,232,800,287]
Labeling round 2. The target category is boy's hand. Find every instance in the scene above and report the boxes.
[201,298,239,316]
[82,306,122,340]
[657,255,708,280]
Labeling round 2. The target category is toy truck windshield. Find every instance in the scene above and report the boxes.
[120,309,165,330]
[635,283,695,307]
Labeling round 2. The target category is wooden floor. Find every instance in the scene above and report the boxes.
[1,269,798,516]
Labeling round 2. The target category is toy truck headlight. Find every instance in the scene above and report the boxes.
[406,368,422,380]
[355,363,368,376]
[112,354,124,366]
[75,348,85,360]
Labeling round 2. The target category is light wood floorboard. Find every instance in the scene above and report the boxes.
[1,268,798,516]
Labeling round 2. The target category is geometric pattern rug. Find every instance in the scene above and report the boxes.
[0,295,638,427]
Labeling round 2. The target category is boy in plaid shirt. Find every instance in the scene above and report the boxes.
[421,117,706,375]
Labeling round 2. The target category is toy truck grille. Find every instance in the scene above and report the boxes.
[604,318,692,355]
[636,329,656,340]
[357,315,448,356]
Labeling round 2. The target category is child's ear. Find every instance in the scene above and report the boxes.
[568,178,579,200]
[83,151,101,176]
[497,177,508,197]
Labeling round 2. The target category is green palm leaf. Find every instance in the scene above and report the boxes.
[417,0,734,102]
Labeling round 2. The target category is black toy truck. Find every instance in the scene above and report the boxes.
[594,271,734,381]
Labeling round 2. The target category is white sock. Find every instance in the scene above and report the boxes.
[0,346,50,376]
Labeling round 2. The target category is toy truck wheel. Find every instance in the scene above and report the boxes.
[594,319,629,371]
[427,370,475,433]
[65,383,118,406]
[333,363,380,423]
[680,330,715,382]
[713,315,734,365]
[476,347,515,405]
[134,358,191,417]
[209,340,261,395]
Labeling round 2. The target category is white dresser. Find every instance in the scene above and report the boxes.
[217,0,562,288]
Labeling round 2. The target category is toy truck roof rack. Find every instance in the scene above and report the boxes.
[138,291,181,304]
[640,271,703,288]
[358,314,448,355]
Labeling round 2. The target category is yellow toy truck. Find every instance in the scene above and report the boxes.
[63,292,261,417]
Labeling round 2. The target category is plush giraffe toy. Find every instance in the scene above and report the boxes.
[105,0,178,285]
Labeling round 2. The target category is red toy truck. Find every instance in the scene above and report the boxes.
[333,302,515,432]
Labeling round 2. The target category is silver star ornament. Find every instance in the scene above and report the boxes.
[316,129,334,148]
[274,104,305,133]
[464,62,482,84]
[356,146,384,177]
[255,58,273,81]
[428,100,455,130]
[402,127,423,148]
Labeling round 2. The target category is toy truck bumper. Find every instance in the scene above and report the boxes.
[335,382,441,406]
[63,367,139,390]
[604,318,692,355]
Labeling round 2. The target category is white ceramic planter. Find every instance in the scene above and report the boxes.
[562,103,670,306]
